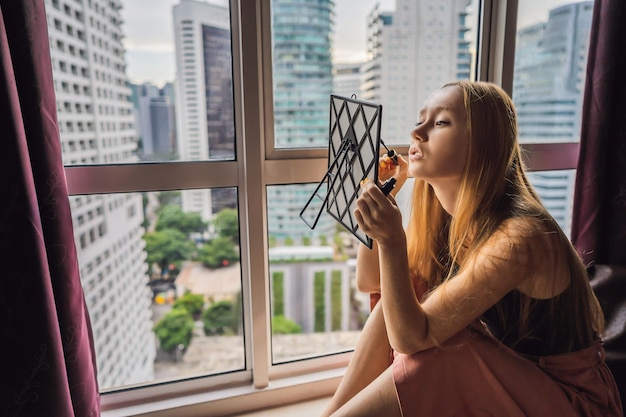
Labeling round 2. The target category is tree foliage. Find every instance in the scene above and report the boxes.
[202,300,240,335]
[272,272,284,316]
[157,190,181,207]
[212,208,239,242]
[143,228,195,271]
[173,292,205,318]
[156,205,207,235]
[196,236,239,268]
[314,272,325,332]
[271,315,302,334]
[153,308,195,353]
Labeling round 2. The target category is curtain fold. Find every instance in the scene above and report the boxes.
[571,0,626,407]
[0,1,100,416]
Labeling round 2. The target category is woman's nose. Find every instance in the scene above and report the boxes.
[411,126,426,142]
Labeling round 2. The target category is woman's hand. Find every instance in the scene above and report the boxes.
[378,152,408,197]
[354,181,405,244]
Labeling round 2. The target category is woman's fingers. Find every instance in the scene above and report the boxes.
[362,180,390,206]
[355,181,398,236]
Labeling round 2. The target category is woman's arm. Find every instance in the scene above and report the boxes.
[356,183,536,354]
[355,152,409,294]
[356,241,381,293]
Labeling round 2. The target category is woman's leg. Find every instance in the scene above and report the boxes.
[320,302,393,417]
[329,366,402,417]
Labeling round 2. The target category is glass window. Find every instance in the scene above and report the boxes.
[70,189,243,390]
[48,0,245,392]
[44,0,584,413]
[270,0,480,150]
[513,1,594,235]
[267,184,365,363]
[264,0,479,364]
[48,0,236,165]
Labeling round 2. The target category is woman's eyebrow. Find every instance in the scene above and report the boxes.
[419,105,453,116]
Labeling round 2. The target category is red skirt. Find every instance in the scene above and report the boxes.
[392,330,623,417]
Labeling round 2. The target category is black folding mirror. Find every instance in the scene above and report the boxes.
[300,94,385,249]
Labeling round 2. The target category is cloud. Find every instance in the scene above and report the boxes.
[125,50,176,86]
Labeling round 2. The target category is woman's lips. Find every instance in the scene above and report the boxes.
[409,147,423,161]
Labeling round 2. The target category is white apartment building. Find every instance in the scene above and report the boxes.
[45,0,155,388]
[362,0,472,146]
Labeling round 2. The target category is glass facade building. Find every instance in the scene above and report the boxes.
[268,0,336,241]
[513,1,594,235]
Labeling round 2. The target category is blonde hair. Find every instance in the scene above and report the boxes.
[405,81,603,350]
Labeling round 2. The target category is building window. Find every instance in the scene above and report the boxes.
[44,0,585,414]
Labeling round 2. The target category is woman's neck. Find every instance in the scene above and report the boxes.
[429,179,462,215]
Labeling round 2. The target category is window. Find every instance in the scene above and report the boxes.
[265,0,479,363]
[512,0,594,236]
[43,0,583,415]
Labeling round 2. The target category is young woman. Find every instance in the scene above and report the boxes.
[320,81,622,417]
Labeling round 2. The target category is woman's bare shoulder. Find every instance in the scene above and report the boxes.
[470,216,561,276]
[490,216,570,298]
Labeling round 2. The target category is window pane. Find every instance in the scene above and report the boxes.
[47,0,236,164]
[267,181,414,363]
[527,170,576,236]
[267,184,366,363]
[513,1,593,144]
[270,0,479,149]
[513,1,594,235]
[71,189,244,390]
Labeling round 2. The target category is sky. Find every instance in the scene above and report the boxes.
[120,0,583,87]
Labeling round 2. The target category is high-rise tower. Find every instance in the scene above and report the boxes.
[362,0,472,146]
[268,0,336,241]
[513,1,594,236]
[173,0,235,221]
[45,0,155,388]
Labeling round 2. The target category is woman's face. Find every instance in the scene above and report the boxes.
[408,85,469,186]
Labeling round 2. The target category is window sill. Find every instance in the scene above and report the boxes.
[101,367,343,417]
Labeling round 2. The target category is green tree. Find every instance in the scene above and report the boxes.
[203,300,240,335]
[272,272,285,316]
[302,235,311,246]
[173,292,205,318]
[156,205,207,235]
[144,229,196,272]
[158,190,181,207]
[212,208,239,242]
[314,272,325,332]
[331,271,342,331]
[153,308,195,353]
[196,236,239,268]
[271,315,302,334]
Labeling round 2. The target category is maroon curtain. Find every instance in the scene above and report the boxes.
[571,0,626,406]
[0,1,100,416]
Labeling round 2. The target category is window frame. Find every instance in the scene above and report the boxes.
[57,0,579,415]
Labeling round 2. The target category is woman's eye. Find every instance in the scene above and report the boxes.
[415,121,424,126]
[435,120,450,126]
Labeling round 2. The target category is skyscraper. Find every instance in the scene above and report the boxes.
[513,1,594,236]
[131,82,176,160]
[172,0,235,221]
[362,0,472,146]
[45,0,154,388]
[268,0,336,241]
